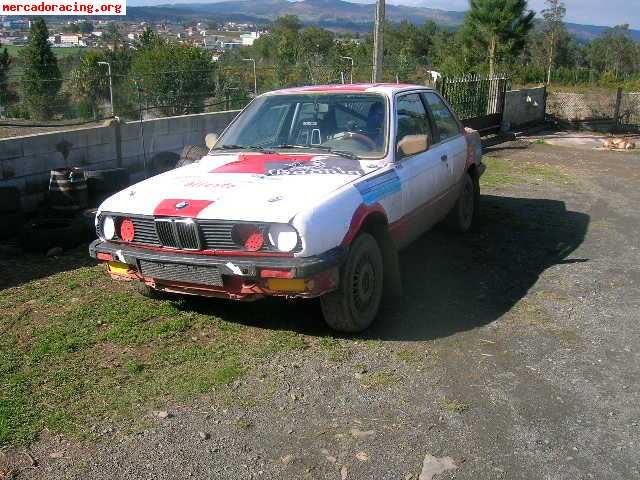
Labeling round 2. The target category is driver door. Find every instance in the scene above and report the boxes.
[393,92,449,246]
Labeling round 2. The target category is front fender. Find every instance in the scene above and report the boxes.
[292,186,363,257]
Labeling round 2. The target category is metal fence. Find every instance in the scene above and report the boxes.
[440,74,510,132]
[546,89,640,131]
[1,58,515,139]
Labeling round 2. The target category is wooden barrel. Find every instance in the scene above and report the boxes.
[49,168,88,212]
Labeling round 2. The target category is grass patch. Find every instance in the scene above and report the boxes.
[0,264,307,447]
[394,348,422,364]
[360,370,396,389]
[440,396,470,413]
[481,156,571,188]
[317,336,353,362]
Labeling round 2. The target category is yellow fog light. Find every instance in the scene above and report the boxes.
[107,261,131,276]
[267,278,306,292]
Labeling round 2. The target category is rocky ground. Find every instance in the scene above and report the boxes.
[1,141,639,480]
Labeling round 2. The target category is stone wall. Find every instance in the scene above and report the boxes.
[503,86,547,130]
[0,110,239,212]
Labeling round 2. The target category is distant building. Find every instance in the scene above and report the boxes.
[60,34,80,45]
[240,31,261,46]
[202,35,223,50]
[223,42,242,50]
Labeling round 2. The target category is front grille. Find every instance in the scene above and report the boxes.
[176,220,201,250]
[154,218,201,250]
[155,218,176,247]
[131,217,160,246]
[139,260,223,286]
[199,221,241,250]
[97,213,300,253]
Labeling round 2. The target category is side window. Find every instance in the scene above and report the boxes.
[422,92,461,142]
[395,94,432,159]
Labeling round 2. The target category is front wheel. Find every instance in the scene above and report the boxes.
[320,233,384,333]
[445,172,479,233]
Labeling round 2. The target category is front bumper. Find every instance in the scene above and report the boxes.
[89,240,345,300]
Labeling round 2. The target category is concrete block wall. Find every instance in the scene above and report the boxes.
[0,110,239,212]
[503,86,547,130]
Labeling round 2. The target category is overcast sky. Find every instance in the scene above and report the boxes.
[382,0,640,29]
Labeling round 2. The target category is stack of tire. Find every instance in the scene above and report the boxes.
[84,168,130,207]
[176,145,209,169]
[0,187,23,241]
[20,167,130,254]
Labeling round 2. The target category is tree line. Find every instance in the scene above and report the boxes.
[1,0,639,122]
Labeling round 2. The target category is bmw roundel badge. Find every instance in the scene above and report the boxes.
[175,201,189,210]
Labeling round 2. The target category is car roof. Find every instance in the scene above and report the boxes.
[264,83,434,96]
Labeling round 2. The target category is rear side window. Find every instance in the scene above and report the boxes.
[395,94,432,159]
[422,92,461,142]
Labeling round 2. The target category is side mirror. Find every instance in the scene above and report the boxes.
[397,134,429,157]
[205,133,219,150]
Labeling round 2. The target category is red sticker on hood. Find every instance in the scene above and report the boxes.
[154,199,214,217]
[210,154,316,174]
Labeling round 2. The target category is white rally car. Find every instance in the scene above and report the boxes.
[90,83,485,332]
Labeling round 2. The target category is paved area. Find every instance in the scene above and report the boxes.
[2,142,640,480]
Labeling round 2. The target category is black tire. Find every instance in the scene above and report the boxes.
[76,208,99,241]
[0,187,21,213]
[85,168,130,201]
[176,145,208,168]
[320,233,384,333]
[134,282,168,300]
[150,151,180,176]
[20,217,86,252]
[445,172,479,233]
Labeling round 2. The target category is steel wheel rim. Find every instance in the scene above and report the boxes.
[352,253,376,313]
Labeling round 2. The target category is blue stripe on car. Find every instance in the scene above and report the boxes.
[355,170,402,205]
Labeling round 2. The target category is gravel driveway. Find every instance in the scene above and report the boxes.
[2,141,639,480]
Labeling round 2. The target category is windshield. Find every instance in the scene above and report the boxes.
[215,93,388,159]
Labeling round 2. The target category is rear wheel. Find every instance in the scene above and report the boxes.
[445,172,479,233]
[320,233,384,333]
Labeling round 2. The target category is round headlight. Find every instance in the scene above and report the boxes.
[103,216,116,240]
[268,224,299,252]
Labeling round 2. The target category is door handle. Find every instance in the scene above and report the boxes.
[441,154,448,162]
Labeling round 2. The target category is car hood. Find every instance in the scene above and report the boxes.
[100,152,382,223]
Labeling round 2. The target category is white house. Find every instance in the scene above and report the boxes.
[240,31,261,46]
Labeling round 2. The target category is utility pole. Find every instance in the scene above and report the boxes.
[242,58,257,96]
[372,0,385,82]
[97,61,114,116]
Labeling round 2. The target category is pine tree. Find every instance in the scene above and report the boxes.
[462,0,535,77]
[0,42,11,113]
[542,0,566,84]
[21,18,62,119]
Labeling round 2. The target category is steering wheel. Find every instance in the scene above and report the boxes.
[330,131,377,150]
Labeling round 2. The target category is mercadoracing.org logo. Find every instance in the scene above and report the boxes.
[1,0,125,15]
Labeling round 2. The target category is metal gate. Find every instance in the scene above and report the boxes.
[440,75,510,133]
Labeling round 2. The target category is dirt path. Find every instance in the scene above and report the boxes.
[2,143,640,480]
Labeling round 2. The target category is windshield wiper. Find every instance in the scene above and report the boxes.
[212,144,275,153]
[272,144,361,160]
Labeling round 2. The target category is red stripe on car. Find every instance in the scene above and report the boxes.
[153,199,214,217]
[210,153,315,174]
[341,203,388,246]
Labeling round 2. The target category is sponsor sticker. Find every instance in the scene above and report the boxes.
[266,159,364,176]
[355,170,402,205]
